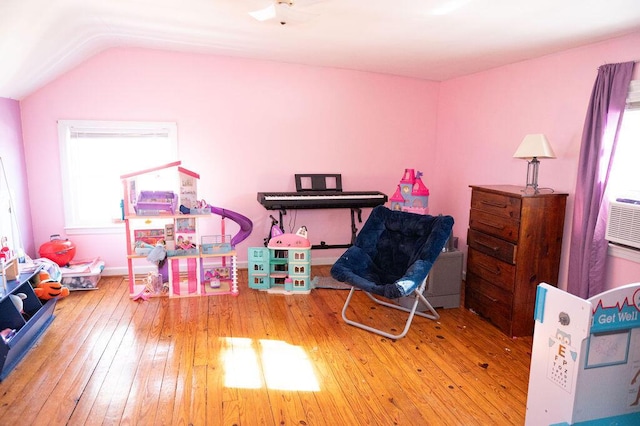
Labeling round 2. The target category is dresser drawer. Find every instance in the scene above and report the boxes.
[471,190,521,220]
[464,276,513,335]
[467,229,517,264]
[466,248,515,292]
[466,272,513,308]
[469,208,520,242]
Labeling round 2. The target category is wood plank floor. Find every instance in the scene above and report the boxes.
[0,266,533,425]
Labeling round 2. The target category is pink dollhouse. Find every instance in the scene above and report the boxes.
[121,161,240,299]
[389,168,430,214]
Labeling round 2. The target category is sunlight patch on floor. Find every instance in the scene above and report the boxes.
[222,337,263,389]
[221,337,320,391]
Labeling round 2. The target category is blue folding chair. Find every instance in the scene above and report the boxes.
[331,206,454,339]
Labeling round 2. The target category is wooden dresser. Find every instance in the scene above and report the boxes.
[465,185,567,337]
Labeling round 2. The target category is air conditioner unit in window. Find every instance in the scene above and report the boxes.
[605,200,640,249]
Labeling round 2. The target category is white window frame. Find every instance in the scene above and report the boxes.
[58,120,178,234]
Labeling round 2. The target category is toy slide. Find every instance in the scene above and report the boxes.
[207,205,253,246]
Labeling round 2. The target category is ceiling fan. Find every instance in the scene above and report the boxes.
[249,0,321,26]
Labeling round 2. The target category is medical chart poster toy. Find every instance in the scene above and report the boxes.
[526,282,640,426]
[525,283,591,425]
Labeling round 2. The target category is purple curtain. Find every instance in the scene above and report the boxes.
[567,61,635,298]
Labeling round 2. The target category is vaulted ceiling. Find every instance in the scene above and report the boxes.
[2,0,640,100]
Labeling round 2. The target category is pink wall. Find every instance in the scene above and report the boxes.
[19,48,440,270]
[436,31,640,290]
[17,30,640,288]
[0,97,35,257]
[607,256,640,287]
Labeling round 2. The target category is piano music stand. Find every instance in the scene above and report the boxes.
[294,174,353,249]
[295,174,342,192]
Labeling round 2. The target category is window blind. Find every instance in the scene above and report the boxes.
[626,80,640,110]
[69,129,172,138]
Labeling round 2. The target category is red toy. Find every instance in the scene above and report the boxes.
[0,236,10,260]
[38,234,76,267]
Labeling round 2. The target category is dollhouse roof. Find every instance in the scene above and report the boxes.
[395,169,430,198]
[390,186,405,202]
[412,177,430,196]
[120,160,200,180]
[399,169,416,184]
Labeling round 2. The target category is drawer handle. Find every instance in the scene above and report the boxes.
[481,200,507,209]
[477,220,504,230]
[486,295,499,303]
[477,263,501,276]
[476,240,500,252]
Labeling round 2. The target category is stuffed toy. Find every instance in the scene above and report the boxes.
[9,292,26,313]
[0,328,16,343]
[9,292,30,320]
[34,271,70,300]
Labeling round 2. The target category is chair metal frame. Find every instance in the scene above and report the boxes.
[341,275,440,340]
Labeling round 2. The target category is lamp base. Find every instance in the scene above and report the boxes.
[521,158,554,194]
[524,158,540,194]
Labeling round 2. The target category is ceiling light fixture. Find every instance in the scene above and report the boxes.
[249,0,319,26]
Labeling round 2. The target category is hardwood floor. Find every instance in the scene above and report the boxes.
[0,265,533,425]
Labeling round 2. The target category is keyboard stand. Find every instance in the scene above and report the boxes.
[260,174,386,250]
[274,207,363,250]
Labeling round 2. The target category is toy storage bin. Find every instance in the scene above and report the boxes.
[134,191,177,215]
[0,271,56,381]
[61,260,105,290]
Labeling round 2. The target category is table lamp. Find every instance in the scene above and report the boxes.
[513,134,556,193]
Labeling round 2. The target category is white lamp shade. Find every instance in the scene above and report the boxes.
[513,134,556,159]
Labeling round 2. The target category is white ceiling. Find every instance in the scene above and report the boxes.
[2,0,640,100]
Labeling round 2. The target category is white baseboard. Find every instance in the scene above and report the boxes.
[103,265,154,276]
[310,255,340,266]
[103,255,341,277]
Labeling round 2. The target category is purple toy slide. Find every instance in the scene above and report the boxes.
[207,205,253,246]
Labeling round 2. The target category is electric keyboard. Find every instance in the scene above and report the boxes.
[257,191,388,210]
[258,174,388,249]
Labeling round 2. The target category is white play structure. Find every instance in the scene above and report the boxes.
[526,282,640,425]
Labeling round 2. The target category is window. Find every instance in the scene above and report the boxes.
[607,110,640,202]
[58,120,178,233]
[608,80,640,202]
[606,81,640,261]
